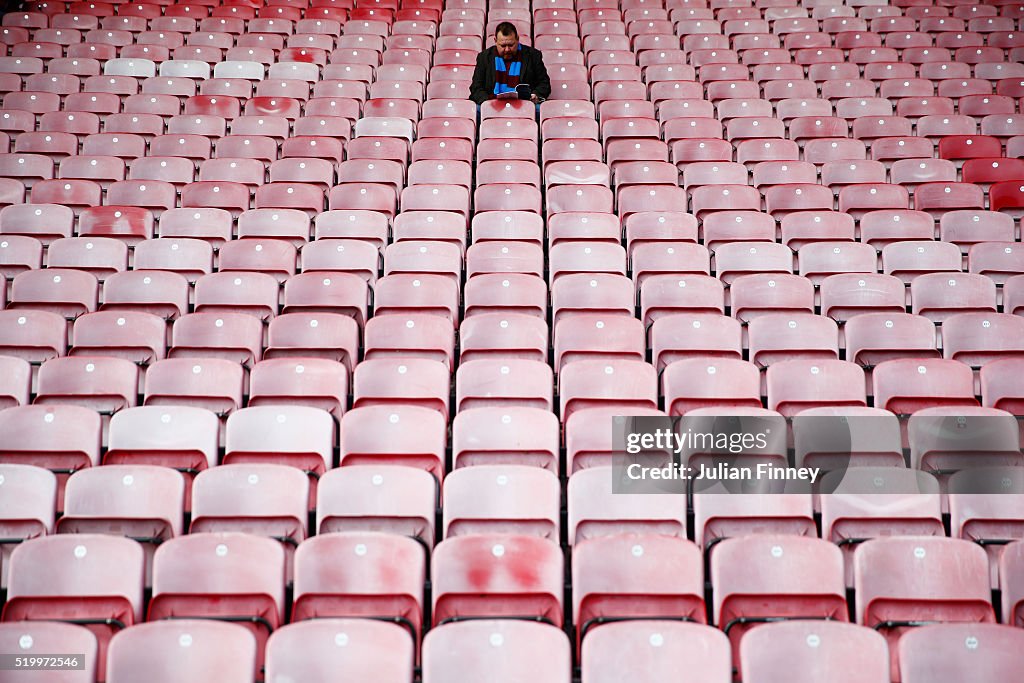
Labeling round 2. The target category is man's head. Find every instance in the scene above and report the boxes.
[495,22,519,60]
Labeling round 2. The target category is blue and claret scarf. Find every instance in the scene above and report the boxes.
[493,46,522,95]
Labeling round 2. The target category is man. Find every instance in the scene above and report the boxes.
[470,22,552,105]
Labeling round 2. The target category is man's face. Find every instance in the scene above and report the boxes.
[495,31,519,60]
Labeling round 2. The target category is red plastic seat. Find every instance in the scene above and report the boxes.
[899,623,1024,683]
[748,313,840,368]
[222,405,334,497]
[431,534,563,626]
[712,535,847,666]
[127,239,211,284]
[181,181,251,217]
[339,404,444,486]
[106,180,177,216]
[767,359,867,416]
[107,620,256,683]
[573,534,705,649]
[47,237,128,281]
[942,311,1024,368]
[0,153,54,188]
[890,159,957,191]
[838,183,910,220]
[0,309,64,368]
[266,620,413,683]
[819,273,907,322]
[352,356,448,419]
[3,534,144,681]
[168,312,263,367]
[797,242,878,284]
[465,272,547,320]
[0,622,97,680]
[262,311,358,376]
[194,272,280,321]
[78,206,153,246]
[559,359,657,423]
[190,461,308,564]
[31,179,103,214]
[143,357,244,417]
[58,463,183,566]
[197,158,265,188]
[103,406,218,498]
[292,531,424,647]
[0,233,41,280]
[741,621,889,683]
[713,242,793,284]
[149,533,284,669]
[872,358,978,415]
[730,273,814,323]
[844,313,939,369]
[69,310,166,366]
[422,621,570,683]
[583,622,729,683]
[980,356,1024,415]
[990,180,1024,218]
[313,210,386,251]
[1001,541,1024,626]
[882,241,962,284]
[639,275,724,327]
[443,464,559,540]
[910,272,997,323]
[451,405,558,472]
[8,267,97,319]
[820,467,944,585]
[908,407,1021,482]
[854,537,995,679]
[967,242,1024,286]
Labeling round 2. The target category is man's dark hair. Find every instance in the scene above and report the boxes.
[495,21,518,38]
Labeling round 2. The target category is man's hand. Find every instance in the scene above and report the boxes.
[530,94,539,103]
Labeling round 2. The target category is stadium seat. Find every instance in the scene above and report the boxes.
[820,467,944,585]
[559,359,658,422]
[581,621,730,683]
[340,404,446,483]
[8,267,98,319]
[740,621,889,683]
[3,534,144,681]
[573,534,705,650]
[712,535,847,666]
[190,463,308,561]
[57,465,183,574]
[0,463,55,587]
[908,407,1022,482]
[0,356,29,409]
[432,533,563,626]
[1,624,95,680]
[767,360,867,416]
[223,406,334,499]
[293,532,426,648]
[69,310,166,366]
[1001,541,1024,627]
[442,464,559,540]
[266,620,415,683]
[169,313,264,367]
[422,621,571,683]
[898,623,1024,683]
[106,620,257,683]
[873,359,978,416]
[980,359,1024,415]
[854,537,995,678]
[316,464,436,548]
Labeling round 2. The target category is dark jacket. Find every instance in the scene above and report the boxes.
[470,44,552,104]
